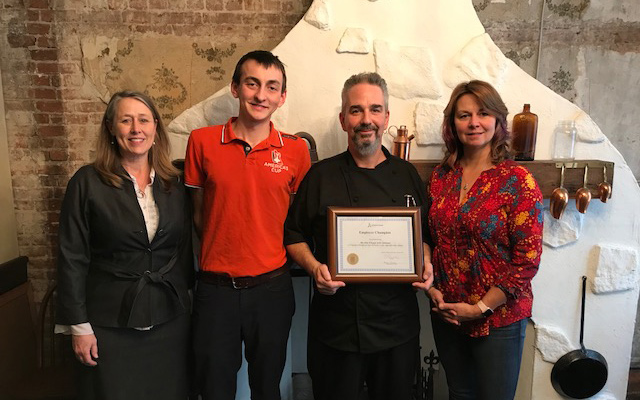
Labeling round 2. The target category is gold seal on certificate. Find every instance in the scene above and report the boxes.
[346,253,359,265]
[327,207,424,283]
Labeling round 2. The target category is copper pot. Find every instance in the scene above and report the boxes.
[550,165,569,219]
[389,125,415,160]
[576,165,591,214]
[597,165,612,203]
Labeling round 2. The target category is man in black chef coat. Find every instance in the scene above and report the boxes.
[284,72,433,400]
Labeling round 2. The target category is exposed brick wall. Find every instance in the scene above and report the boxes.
[1,0,311,301]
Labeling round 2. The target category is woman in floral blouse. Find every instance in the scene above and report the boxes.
[427,80,543,400]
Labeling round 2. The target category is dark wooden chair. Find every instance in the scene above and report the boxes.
[3,282,77,400]
[295,131,319,162]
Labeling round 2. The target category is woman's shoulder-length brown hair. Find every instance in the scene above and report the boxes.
[93,90,179,189]
[441,80,512,169]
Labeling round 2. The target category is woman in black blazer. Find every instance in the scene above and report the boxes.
[56,91,193,399]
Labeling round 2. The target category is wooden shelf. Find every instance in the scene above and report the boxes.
[410,160,615,199]
[173,158,615,200]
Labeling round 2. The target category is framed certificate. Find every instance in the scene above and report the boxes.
[327,207,424,283]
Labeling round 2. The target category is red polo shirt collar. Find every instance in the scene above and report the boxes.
[220,118,284,148]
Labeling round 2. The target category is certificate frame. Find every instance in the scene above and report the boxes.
[327,206,424,283]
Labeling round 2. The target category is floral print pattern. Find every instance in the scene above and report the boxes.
[429,160,543,337]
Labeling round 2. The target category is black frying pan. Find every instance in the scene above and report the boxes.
[551,276,608,398]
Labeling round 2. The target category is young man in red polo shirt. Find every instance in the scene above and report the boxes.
[184,50,311,400]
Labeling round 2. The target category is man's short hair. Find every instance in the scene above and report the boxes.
[232,50,287,93]
[341,72,389,112]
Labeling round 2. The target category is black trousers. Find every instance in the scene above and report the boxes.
[307,334,419,400]
[192,272,295,400]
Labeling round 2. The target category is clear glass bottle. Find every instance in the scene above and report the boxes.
[512,104,538,161]
[553,120,577,160]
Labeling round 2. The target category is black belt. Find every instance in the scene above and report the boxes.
[93,252,184,328]
[198,265,289,289]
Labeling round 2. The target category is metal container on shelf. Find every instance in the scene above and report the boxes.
[390,125,414,160]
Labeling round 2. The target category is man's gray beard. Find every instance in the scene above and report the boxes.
[354,133,382,157]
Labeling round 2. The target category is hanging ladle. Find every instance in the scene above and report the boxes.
[576,165,591,214]
[550,165,569,219]
[597,165,612,203]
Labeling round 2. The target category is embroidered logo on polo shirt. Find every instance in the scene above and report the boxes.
[272,150,282,165]
[263,149,289,173]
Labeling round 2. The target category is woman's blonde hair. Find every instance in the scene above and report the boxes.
[94,91,178,189]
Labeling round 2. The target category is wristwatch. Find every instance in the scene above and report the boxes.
[477,300,494,318]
